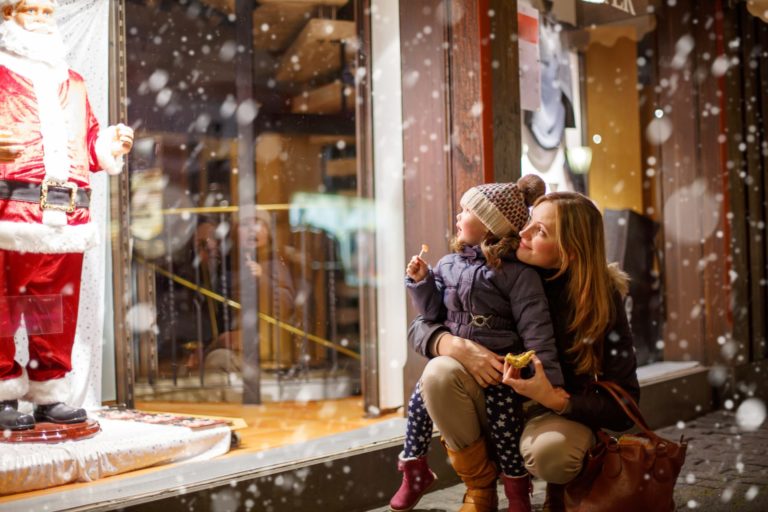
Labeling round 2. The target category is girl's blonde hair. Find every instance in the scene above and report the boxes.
[535,192,629,376]
[450,233,519,269]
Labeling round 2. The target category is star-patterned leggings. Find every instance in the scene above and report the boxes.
[403,380,526,477]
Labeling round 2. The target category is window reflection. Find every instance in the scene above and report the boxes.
[125,0,362,403]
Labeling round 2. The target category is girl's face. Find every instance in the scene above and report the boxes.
[517,201,561,269]
[456,207,487,245]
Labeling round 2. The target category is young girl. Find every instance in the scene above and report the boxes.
[389,175,565,512]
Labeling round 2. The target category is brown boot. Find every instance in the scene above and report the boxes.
[444,438,499,512]
[542,483,565,512]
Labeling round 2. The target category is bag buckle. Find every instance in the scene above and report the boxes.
[470,314,491,328]
[40,178,78,213]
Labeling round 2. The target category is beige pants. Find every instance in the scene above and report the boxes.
[420,356,595,484]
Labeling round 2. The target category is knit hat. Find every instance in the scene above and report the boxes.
[460,174,546,237]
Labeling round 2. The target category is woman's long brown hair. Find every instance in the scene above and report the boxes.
[535,192,629,376]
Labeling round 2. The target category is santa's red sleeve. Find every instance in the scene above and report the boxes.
[87,94,124,175]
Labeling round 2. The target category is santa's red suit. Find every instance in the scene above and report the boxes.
[0,48,122,406]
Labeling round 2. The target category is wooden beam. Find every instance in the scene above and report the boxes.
[657,0,707,362]
[490,0,521,182]
[738,5,768,361]
[720,0,753,363]
[449,0,491,205]
[354,0,379,415]
[291,80,355,114]
[694,0,733,365]
[235,0,261,404]
[400,0,453,407]
[275,19,356,83]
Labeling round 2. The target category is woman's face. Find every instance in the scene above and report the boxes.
[456,207,487,245]
[241,219,269,251]
[517,201,561,269]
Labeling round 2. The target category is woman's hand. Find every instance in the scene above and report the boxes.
[441,335,505,388]
[502,355,570,411]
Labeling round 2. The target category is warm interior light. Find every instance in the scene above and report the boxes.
[747,0,768,23]
[581,0,606,4]
[566,146,593,175]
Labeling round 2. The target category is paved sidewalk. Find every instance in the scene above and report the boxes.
[367,409,768,511]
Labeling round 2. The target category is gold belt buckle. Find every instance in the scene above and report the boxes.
[40,179,78,213]
[470,314,491,328]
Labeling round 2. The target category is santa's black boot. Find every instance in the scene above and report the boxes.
[0,400,35,431]
[34,402,87,424]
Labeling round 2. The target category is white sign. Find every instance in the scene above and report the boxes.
[518,3,540,111]
[611,0,636,16]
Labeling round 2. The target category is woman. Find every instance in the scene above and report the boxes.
[408,192,640,512]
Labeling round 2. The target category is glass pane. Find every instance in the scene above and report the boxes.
[124,0,364,404]
[519,3,663,365]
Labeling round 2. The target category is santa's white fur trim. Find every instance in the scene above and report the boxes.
[32,60,71,185]
[0,369,28,401]
[0,48,68,89]
[42,209,67,227]
[0,220,98,253]
[95,127,124,175]
[27,377,69,405]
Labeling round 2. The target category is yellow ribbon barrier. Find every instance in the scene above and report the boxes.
[135,258,361,360]
[159,204,292,215]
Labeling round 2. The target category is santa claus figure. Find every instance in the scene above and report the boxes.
[0,0,133,430]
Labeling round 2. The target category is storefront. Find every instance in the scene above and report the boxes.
[105,0,767,436]
[2,0,767,509]
[108,0,408,413]
[398,0,768,416]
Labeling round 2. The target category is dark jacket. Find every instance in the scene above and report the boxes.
[408,267,640,432]
[407,245,564,387]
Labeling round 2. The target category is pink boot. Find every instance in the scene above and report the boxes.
[502,473,532,512]
[389,455,437,511]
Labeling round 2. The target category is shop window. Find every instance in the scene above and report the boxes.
[123,0,368,403]
[520,0,663,365]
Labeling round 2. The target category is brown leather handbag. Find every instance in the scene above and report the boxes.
[564,381,688,512]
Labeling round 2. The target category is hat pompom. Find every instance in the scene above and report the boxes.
[517,174,546,207]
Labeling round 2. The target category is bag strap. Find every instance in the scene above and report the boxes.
[593,381,658,439]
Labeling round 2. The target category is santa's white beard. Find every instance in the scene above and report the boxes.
[0,19,67,67]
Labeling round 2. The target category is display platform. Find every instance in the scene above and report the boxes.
[0,416,232,495]
[1,419,101,443]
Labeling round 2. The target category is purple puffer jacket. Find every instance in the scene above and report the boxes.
[406,245,564,387]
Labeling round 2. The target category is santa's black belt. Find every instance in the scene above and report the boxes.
[0,179,91,212]
[447,310,515,330]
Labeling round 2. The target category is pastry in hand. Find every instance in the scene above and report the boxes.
[505,350,536,368]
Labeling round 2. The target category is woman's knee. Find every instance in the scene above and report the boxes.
[520,431,586,484]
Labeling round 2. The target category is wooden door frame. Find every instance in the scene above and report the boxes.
[400,0,520,405]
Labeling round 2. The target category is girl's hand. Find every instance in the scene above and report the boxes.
[406,255,428,282]
[443,336,505,388]
[245,254,262,278]
[502,355,569,411]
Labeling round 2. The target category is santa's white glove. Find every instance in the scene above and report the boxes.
[96,124,134,175]
[111,123,134,157]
